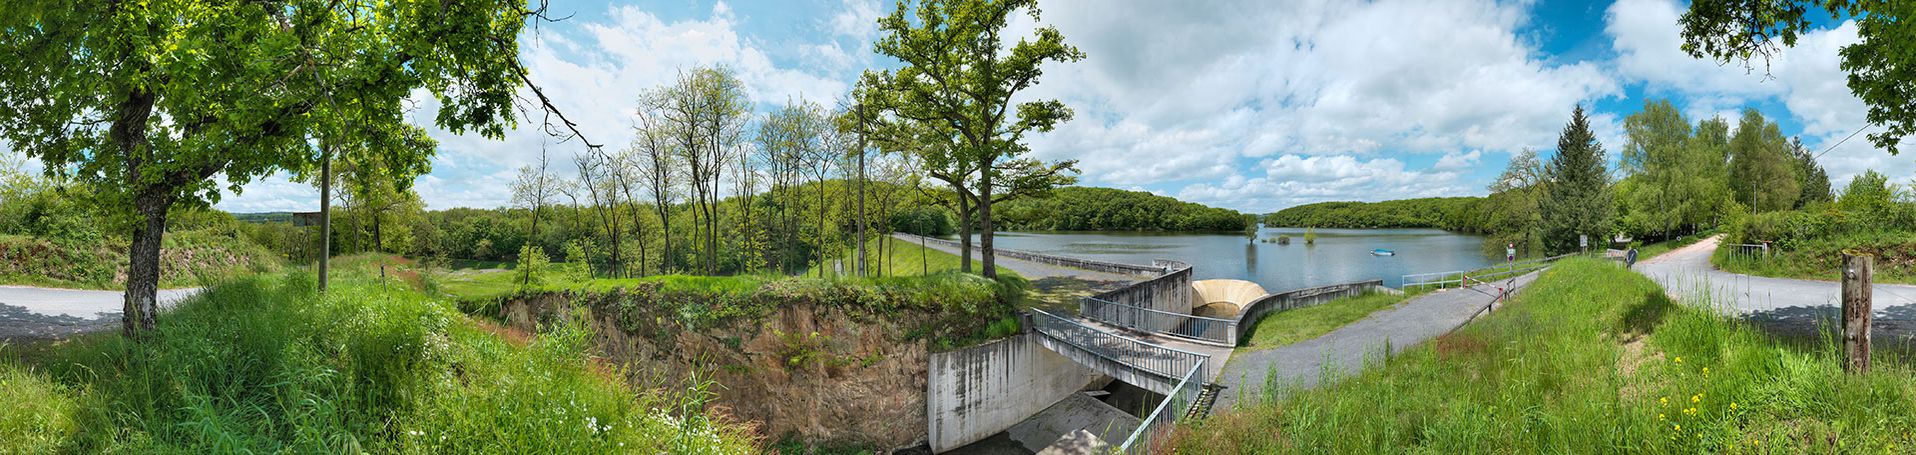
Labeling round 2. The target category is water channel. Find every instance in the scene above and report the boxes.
[969,227,1495,292]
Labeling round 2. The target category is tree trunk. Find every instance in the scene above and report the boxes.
[124,195,170,338]
[320,152,331,293]
[957,192,972,273]
[979,177,997,279]
[1843,253,1873,373]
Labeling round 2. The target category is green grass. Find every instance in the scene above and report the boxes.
[1175,258,1916,453]
[0,269,758,453]
[1713,229,1916,284]
[831,236,1020,279]
[1235,291,1410,351]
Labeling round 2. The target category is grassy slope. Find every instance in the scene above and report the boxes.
[1236,291,1410,351]
[0,230,283,290]
[1712,230,1916,284]
[0,264,757,453]
[1175,258,1916,453]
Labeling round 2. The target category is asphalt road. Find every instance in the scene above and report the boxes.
[1212,271,1541,409]
[0,286,200,340]
[1636,236,1916,342]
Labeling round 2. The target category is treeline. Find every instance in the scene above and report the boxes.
[1258,101,1841,258]
[1264,197,1485,231]
[994,186,1252,231]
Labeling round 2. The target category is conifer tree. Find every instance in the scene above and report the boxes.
[1539,105,1614,254]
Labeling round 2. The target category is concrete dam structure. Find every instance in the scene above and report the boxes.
[912,234,1386,453]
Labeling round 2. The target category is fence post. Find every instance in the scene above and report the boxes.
[1842,253,1872,374]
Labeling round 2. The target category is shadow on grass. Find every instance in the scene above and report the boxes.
[1619,290,1676,335]
[1739,302,1916,365]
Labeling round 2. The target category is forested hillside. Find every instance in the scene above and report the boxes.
[992,186,1252,231]
[1264,197,1488,231]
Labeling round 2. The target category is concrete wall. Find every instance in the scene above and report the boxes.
[927,332,1102,452]
[1088,260,1193,333]
[1230,280,1385,344]
[897,234,1166,276]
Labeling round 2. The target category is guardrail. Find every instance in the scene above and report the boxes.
[1027,309,1210,392]
[1403,253,1574,290]
[1081,296,1236,347]
[1116,362,1203,454]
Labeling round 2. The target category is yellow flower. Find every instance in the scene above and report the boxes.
[1692,394,1701,403]
[1658,413,1666,421]
[1730,402,1738,411]
[1675,356,1683,364]
[1702,367,1710,376]
[1660,396,1669,405]
[1674,424,1682,431]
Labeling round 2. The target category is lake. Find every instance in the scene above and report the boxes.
[965,227,1495,292]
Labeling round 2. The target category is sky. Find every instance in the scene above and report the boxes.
[47,0,1907,214]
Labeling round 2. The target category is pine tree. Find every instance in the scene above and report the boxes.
[1539,105,1614,255]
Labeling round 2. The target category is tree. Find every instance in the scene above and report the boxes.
[871,0,1085,279]
[0,1,539,338]
[512,153,557,284]
[1838,169,1894,215]
[1539,105,1614,254]
[1619,99,1694,238]
[631,91,681,273]
[1790,137,1834,208]
[1679,1,1915,154]
[1728,109,1801,213]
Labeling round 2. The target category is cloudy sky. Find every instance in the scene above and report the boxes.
[189,0,1900,214]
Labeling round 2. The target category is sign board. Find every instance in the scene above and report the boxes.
[1579,234,1588,249]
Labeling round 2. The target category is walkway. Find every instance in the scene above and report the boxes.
[1211,271,1542,409]
[0,286,201,340]
[1636,235,1916,341]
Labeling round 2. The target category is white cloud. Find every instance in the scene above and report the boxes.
[1434,150,1483,171]
[1177,154,1474,212]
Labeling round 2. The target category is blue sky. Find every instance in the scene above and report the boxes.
[193,0,1902,214]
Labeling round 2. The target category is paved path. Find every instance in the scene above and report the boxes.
[1212,272,1541,409]
[0,286,200,340]
[1637,235,1916,341]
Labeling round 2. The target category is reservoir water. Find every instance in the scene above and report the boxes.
[965,227,1494,292]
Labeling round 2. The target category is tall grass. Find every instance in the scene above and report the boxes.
[0,271,757,453]
[1175,258,1916,453]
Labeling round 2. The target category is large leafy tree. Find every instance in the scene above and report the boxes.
[0,1,537,338]
[1539,105,1614,254]
[1679,1,1914,154]
[871,0,1085,279]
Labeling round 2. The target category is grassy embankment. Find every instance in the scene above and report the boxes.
[1714,230,1916,284]
[0,257,759,453]
[1174,258,1916,453]
[1236,291,1412,351]
[0,229,282,289]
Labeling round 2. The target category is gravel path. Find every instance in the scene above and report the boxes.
[0,286,200,340]
[1212,271,1541,410]
[1636,235,1916,341]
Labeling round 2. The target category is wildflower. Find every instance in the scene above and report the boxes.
[1674,356,1683,364]
[1692,393,1701,403]
[1730,402,1738,411]
[1702,367,1709,376]
[1674,424,1681,431]
[1658,413,1666,421]
[1660,396,1668,405]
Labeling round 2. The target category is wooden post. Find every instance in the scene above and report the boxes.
[1842,253,1872,374]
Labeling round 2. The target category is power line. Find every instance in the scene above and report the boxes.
[1812,124,1870,161]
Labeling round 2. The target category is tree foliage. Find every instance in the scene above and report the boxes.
[1679,0,1916,154]
[1539,105,1613,254]
[996,186,1250,232]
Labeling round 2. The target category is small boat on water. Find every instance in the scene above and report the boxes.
[1371,248,1396,256]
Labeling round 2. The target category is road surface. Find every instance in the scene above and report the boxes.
[1636,236,1916,342]
[0,286,200,339]
[1212,271,1540,409]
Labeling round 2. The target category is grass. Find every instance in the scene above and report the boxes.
[0,267,758,453]
[1713,230,1916,284]
[1174,258,1916,453]
[1235,291,1410,351]
[829,236,1020,278]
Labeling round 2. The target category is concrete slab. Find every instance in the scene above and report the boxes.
[1007,393,1140,452]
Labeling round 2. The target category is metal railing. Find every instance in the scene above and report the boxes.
[1028,309,1210,388]
[1117,362,1204,454]
[1403,253,1574,290]
[1722,243,1771,267]
[1081,296,1236,347]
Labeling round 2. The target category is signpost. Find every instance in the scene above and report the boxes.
[1579,234,1588,253]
